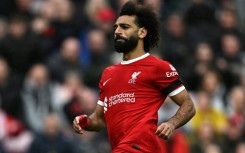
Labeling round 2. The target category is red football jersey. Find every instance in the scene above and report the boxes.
[97,53,185,153]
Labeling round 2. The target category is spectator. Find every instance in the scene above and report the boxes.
[0,57,23,120]
[21,64,55,132]
[46,37,83,83]
[199,70,226,111]
[83,29,112,89]
[1,112,33,153]
[51,0,81,49]
[221,86,245,153]
[235,142,245,153]
[216,9,244,49]
[53,71,97,126]
[37,0,58,22]
[190,121,221,153]
[27,113,74,153]
[162,12,192,84]
[216,34,244,90]
[84,0,112,30]
[221,117,245,153]
[188,42,216,90]
[226,86,245,116]
[184,0,219,50]
[191,91,228,135]
[0,15,43,78]
[204,143,222,153]
[143,0,163,15]
[76,130,111,153]
[14,0,34,20]
[30,16,56,58]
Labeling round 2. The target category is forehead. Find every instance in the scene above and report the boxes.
[115,15,137,26]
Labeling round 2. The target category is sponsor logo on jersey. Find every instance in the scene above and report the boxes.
[166,64,178,77]
[166,71,178,77]
[103,93,135,112]
[128,71,141,84]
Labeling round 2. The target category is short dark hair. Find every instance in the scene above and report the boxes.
[119,1,160,52]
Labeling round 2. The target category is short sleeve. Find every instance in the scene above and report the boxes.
[155,61,185,97]
[97,67,109,106]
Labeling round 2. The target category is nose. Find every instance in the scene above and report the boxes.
[114,26,122,35]
[114,28,121,39]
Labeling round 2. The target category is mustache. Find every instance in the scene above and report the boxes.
[114,34,127,41]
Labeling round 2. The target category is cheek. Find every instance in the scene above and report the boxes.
[121,32,129,39]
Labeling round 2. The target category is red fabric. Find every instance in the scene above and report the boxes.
[5,115,24,137]
[96,8,116,22]
[160,139,169,153]
[98,54,184,152]
[43,26,55,37]
[78,115,90,129]
[229,113,244,127]
[171,131,190,153]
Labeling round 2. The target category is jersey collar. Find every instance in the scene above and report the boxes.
[121,53,150,65]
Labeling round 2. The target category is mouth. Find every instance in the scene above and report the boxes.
[115,35,127,42]
[115,39,125,42]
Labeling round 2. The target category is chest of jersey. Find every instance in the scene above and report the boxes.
[103,65,156,94]
[101,64,165,112]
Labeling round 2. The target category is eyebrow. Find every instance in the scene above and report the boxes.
[113,23,131,28]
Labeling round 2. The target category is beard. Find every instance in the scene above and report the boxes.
[114,34,138,54]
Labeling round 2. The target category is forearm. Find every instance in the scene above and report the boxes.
[168,98,196,129]
[79,104,106,132]
[84,113,106,132]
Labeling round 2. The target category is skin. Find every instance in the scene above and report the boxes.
[114,15,147,60]
[73,15,196,140]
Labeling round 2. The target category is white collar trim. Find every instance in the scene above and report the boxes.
[121,53,150,65]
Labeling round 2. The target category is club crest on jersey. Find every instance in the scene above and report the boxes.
[128,71,141,84]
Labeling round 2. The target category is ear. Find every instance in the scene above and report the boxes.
[138,27,147,39]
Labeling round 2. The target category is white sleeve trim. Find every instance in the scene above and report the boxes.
[168,86,185,97]
[97,100,104,106]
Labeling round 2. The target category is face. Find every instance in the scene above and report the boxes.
[113,15,139,53]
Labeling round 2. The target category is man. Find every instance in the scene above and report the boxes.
[73,1,196,152]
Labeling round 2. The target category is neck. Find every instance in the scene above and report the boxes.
[123,41,146,61]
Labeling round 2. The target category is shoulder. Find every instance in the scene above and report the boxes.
[103,64,119,73]
[147,55,169,64]
[101,64,119,78]
[148,55,174,71]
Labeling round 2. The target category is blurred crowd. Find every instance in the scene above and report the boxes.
[0,0,244,153]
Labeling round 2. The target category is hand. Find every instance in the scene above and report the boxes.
[73,115,90,134]
[155,122,175,140]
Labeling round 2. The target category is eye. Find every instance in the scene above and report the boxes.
[121,25,130,29]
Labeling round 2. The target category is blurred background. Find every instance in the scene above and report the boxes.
[0,0,244,153]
